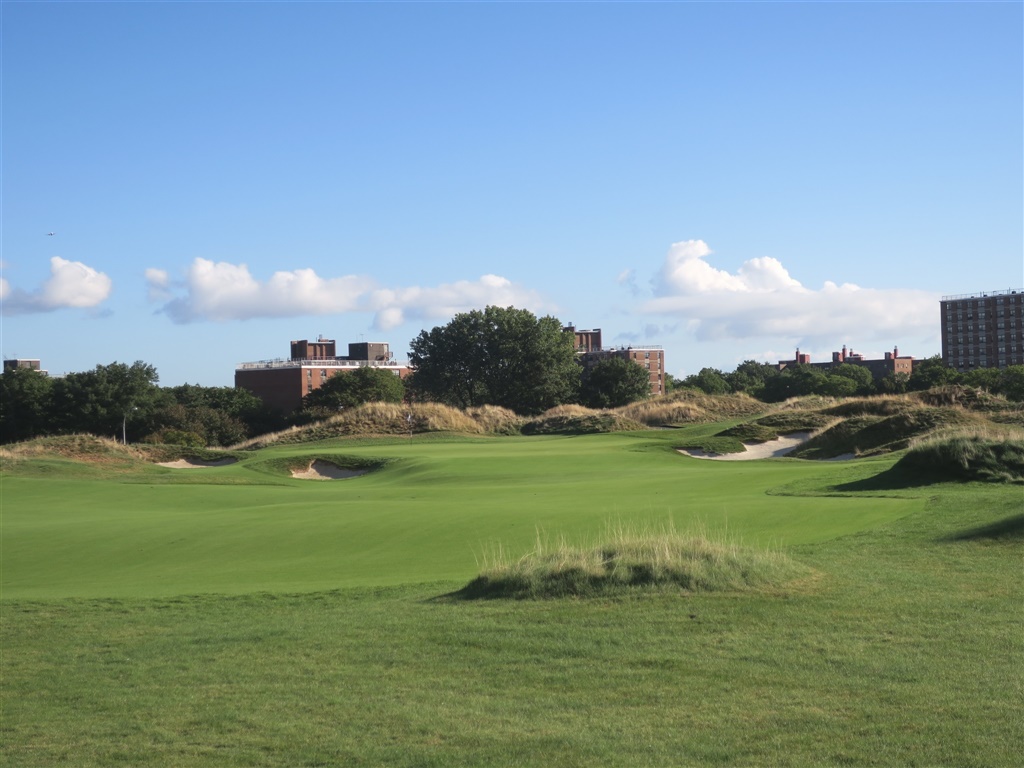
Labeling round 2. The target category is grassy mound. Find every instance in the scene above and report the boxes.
[822,396,915,417]
[0,435,243,471]
[789,407,978,459]
[458,527,808,599]
[620,389,765,426]
[716,423,782,444]
[237,402,522,447]
[898,435,1024,484]
[521,405,645,435]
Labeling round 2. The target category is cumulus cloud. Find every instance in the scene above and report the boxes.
[150,258,548,328]
[643,240,938,343]
[366,274,545,330]
[1,257,113,316]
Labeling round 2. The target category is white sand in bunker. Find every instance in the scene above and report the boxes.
[157,457,239,469]
[291,461,369,481]
[680,432,815,461]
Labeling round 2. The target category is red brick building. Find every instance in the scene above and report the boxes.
[777,345,915,380]
[236,337,410,413]
[565,326,666,396]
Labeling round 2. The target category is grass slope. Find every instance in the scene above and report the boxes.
[2,431,919,599]
[2,484,1020,767]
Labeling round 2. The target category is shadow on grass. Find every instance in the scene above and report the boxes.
[831,465,939,493]
[941,514,1024,543]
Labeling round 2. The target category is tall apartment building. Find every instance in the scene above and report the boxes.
[236,337,410,413]
[940,289,1024,371]
[565,326,666,396]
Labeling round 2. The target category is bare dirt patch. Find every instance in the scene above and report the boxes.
[290,460,369,481]
[157,458,239,469]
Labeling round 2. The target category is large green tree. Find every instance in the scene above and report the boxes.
[301,366,405,411]
[50,361,165,442]
[580,356,651,409]
[408,306,580,414]
[0,367,54,443]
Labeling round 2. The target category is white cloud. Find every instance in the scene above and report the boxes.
[1,257,113,316]
[643,240,938,344]
[145,268,171,303]
[366,274,546,330]
[152,259,549,329]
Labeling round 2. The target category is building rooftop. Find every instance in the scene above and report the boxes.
[941,288,1021,301]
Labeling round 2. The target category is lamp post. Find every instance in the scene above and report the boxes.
[122,406,137,445]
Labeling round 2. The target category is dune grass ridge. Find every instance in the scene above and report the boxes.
[899,431,1024,484]
[458,524,809,599]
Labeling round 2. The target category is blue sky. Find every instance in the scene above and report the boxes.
[2,1,1021,386]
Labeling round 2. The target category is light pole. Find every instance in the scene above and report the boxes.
[122,406,137,445]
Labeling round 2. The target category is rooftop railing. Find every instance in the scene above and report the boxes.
[941,288,1021,301]
[236,358,408,371]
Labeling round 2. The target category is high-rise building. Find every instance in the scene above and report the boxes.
[940,289,1024,371]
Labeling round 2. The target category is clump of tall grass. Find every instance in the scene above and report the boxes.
[464,405,523,435]
[823,395,914,417]
[233,402,523,447]
[620,389,765,426]
[790,407,980,460]
[521,406,645,434]
[458,524,808,599]
[0,435,153,467]
[899,432,1024,484]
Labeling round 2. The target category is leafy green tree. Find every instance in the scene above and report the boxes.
[683,368,731,396]
[580,357,651,409]
[998,366,1024,402]
[408,306,580,415]
[829,363,874,395]
[908,355,959,391]
[302,366,405,411]
[961,367,1001,392]
[663,372,682,393]
[726,360,778,394]
[165,384,283,437]
[0,367,54,443]
[878,372,910,394]
[50,361,165,441]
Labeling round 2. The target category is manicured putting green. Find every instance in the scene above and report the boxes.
[2,432,921,598]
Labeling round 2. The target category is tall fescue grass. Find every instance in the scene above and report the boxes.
[900,432,1024,484]
[620,389,765,426]
[231,402,522,448]
[459,523,808,599]
[0,435,221,468]
[521,405,645,434]
[791,407,983,460]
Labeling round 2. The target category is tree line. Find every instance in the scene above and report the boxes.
[1,361,284,446]
[678,356,1024,402]
[7,307,1022,447]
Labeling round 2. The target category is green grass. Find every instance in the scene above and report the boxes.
[2,429,1021,766]
[1,431,919,599]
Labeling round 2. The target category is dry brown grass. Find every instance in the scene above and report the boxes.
[620,389,766,426]
[231,402,522,447]
[521,406,645,434]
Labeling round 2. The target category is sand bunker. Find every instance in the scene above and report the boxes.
[291,460,369,481]
[680,432,814,461]
[157,457,239,469]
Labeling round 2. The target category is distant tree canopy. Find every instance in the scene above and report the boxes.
[0,362,284,447]
[580,356,651,409]
[301,366,405,412]
[408,306,580,415]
